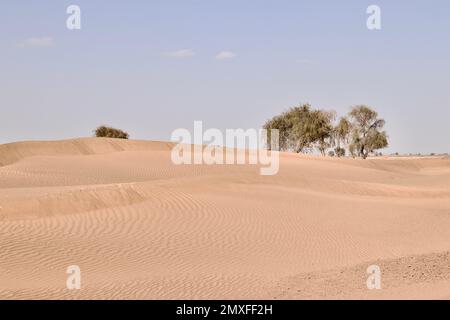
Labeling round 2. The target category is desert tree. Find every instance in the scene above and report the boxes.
[263,111,295,151]
[332,116,351,157]
[347,105,388,159]
[263,104,335,155]
[305,109,335,156]
[263,104,311,152]
[264,104,388,158]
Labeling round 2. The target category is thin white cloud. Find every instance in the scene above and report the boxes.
[215,51,237,60]
[18,36,55,48]
[165,49,195,58]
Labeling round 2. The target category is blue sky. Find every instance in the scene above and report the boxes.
[1,0,449,154]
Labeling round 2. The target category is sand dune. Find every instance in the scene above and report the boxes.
[1,138,450,299]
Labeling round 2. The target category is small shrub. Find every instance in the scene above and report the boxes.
[328,150,335,157]
[334,147,346,157]
[94,126,129,139]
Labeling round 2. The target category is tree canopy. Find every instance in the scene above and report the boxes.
[348,105,388,159]
[263,104,388,159]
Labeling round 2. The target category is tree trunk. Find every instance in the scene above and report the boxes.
[360,145,367,159]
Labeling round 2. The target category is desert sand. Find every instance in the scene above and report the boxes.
[1,137,450,299]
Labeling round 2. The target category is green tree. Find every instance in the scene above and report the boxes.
[348,106,388,159]
[263,104,311,152]
[332,116,351,157]
[263,104,335,155]
[306,109,335,156]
